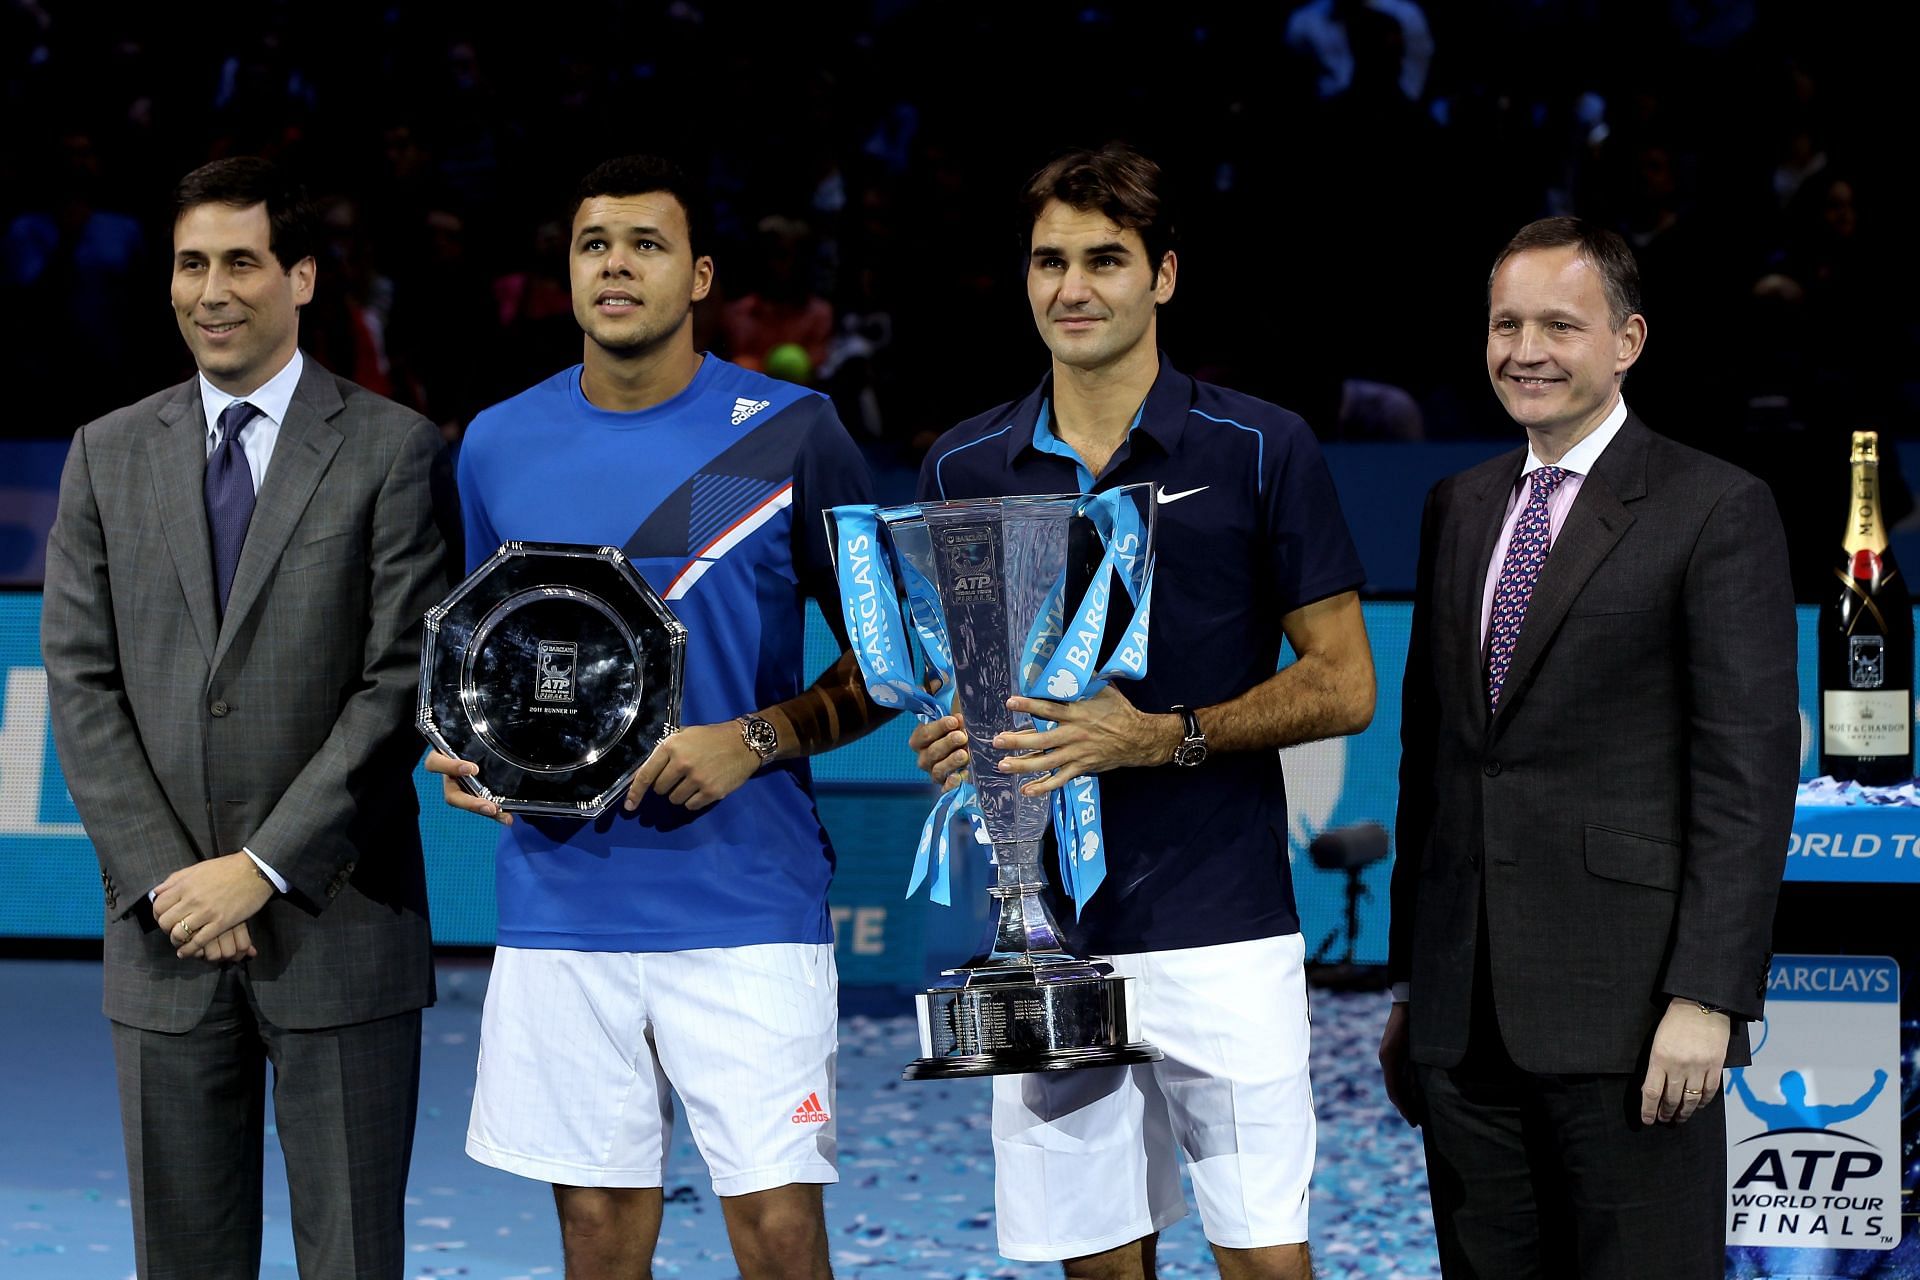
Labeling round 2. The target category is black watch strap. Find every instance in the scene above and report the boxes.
[1170,704,1207,767]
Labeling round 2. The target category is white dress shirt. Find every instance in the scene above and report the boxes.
[198,348,303,483]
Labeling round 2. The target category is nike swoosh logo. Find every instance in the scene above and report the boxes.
[1157,485,1209,504]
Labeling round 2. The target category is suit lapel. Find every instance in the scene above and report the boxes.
[212,365,345,668]
[151,382,220,663]
[1490,418,1649,731]
[1447,450,1525,732]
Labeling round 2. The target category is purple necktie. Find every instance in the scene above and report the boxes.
[206,400,261,617]
[1486,465,1569,709]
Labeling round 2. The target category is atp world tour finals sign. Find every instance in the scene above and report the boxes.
[1726,954,1902,1255]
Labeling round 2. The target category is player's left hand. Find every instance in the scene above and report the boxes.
[1378,1001,1421,1126]
[626,722,760,812]
[992,687,1181,795]
[153,853,275,959]
[1640,997,1730,1125]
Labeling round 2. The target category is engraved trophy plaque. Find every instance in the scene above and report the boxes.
[419,541,685,817]
[831,488,1164,1078]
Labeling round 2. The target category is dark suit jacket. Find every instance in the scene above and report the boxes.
[42,360,447,1034]
[1390,415,1798,1075]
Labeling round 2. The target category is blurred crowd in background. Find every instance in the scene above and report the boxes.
[3,0,1912,591]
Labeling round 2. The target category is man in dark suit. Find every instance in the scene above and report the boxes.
[42,157,447,1278]
[1380,217,1799,1277]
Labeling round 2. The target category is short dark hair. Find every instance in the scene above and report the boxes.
[1021,143,1176,274]
[173,157,319,272]
[569,155,708,260]
[1489,216,1643,329]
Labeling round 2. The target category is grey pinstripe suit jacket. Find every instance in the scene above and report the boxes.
[42,360,447,1033]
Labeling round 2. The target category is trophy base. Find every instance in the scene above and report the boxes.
[903,1041,1163,1079]
[904,965,1164,1080]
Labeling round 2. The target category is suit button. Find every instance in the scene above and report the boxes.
[1484,760,1502,777]
[210,700,230,717]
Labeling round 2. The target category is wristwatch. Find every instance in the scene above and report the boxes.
[737,715,779,764]
[1169,705,1208,768]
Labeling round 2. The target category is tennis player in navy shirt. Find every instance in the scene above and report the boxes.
[912,144,1375,1278]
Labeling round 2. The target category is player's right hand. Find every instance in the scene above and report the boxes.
[908,714,970,793]
[425,750,513,825]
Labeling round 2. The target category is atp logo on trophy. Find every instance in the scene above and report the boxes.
[941,529,998,602]
[535,640,578,703]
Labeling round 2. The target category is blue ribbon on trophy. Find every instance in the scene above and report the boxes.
[829,491,1154,914]
[899,541,981,909]
[1014,492,1152,909]
[828,507,929,716]
[829,506,978,905]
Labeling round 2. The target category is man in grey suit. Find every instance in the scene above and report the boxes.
[1380,218,1798,1277]
[42,156,447,1278]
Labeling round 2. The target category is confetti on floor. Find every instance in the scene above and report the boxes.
[2,959,1436,1278]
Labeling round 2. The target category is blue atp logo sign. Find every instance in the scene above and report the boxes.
[1725,956,1901,1250]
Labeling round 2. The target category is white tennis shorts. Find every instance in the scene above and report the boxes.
[991,932,1315,1260]
[467,943,838,1196]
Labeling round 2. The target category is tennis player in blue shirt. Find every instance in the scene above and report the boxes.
[428,155,886,1280]
[913,143,1376,1280]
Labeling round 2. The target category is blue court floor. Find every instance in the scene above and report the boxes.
[0,959,1439,1279]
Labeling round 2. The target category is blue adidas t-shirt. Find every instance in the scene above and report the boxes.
[920,354,1366,955]
[457,356,874,951]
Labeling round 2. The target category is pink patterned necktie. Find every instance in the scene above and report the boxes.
[1486,465,1570,709]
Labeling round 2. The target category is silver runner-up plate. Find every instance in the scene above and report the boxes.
[418,542,686,817]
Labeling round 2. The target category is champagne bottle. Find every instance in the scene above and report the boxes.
[1819,431,1914,785]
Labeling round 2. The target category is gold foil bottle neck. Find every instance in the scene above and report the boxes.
[1844,431,1887,555]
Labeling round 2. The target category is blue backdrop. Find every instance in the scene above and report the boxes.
[0,593,1849,985]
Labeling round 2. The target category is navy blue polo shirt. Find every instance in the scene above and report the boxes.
[918,355,1365,954]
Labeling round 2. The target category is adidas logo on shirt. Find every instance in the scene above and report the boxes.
[731,397,771,426]
[790,1092,830,1124]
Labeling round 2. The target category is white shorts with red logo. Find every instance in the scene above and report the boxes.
[990,933,1315,1260]
[467,943,838,1196]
